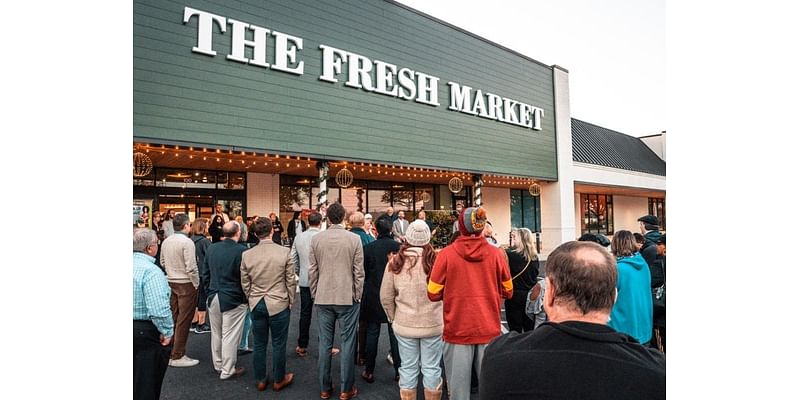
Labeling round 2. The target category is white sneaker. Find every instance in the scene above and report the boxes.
[169,356,199,367]
[386,353,393,365]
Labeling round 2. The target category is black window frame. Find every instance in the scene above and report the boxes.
[580,193,614,235]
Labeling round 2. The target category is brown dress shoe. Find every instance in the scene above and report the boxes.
[295,346,308,357]
[272,373,294,391]
[339,386,358,400]
[360,371,374,384]
[256,381,268,391]
[320,388,335,399]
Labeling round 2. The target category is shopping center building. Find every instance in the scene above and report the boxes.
[133,0,666,255]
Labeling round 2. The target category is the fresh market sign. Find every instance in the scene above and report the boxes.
[183,6,544,131]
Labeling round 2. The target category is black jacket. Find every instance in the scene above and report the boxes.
[202,239,248,312]
[361,235,401,323]
[286,218,307,240]
[650,256,666,327]
[480,321,666,400]
[271,219,284,244]
[640,230,662,267]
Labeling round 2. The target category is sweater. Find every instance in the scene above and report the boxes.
[480,321,666,400]
[380,247,443,338]
[159,232,199,288]
[427,235,512,344]
[609,253,653,344]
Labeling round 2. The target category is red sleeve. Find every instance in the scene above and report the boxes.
[427,253,447,302]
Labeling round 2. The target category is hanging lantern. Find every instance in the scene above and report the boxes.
[133,152,153,177]
[335,167,354,188]
[448,177,463,193]
[529,182,541,196]
[420,192,431,203]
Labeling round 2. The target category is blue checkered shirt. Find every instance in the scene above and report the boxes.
[133,252,174,337]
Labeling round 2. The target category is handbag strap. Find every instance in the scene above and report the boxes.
[511,259,532,281]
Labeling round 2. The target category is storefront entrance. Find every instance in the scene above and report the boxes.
[157,195,215,222]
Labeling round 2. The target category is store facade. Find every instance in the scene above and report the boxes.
[133,0,663,254]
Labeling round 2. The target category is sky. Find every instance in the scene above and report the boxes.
[396,0,665,137]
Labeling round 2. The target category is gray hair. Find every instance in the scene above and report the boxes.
[172,213,190,231]
[133,228,158,252]
[511,227,538,262]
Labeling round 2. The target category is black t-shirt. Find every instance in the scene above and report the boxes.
[480,321,666,400]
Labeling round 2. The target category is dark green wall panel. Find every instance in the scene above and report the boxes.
[134,0,558,178]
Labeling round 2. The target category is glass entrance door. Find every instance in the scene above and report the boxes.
[157,195,215,221]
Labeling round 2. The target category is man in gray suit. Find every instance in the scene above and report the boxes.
[309,203,365,400]
[391,210,408,243]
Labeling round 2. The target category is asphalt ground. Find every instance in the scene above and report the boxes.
[160,291,481,400]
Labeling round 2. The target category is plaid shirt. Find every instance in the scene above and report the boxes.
[133,252,174,337]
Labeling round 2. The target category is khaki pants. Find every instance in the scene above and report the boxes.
[207,296,248,378]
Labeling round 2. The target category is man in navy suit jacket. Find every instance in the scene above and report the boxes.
[202,221,249,380]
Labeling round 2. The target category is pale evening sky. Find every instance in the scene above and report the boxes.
[396,0,665,137]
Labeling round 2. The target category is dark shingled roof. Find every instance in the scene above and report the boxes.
[572,119,666,176]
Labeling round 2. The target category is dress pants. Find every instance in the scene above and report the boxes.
[317,304,360,393]
[168,282,197,359]
[298,287,313,348]
[443,342,487,400]
[133,320,171,400]
[364,321,400,375]
[208,296,248,379]
[252,300,291,383]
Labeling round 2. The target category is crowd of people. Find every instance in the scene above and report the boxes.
[133,203,666,400]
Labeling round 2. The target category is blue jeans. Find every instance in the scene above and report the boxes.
[317,303,360,393]
[239,307,252,349]
[365,321,400,375]
[251,300,290,383]
[395,334,443,390]
[298,287,313,348]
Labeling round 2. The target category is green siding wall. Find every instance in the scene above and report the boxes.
[134,0,558,179]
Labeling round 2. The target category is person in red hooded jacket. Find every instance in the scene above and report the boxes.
[427,207,512,400]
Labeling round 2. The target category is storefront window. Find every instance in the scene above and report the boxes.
[280,185,311,212]
[510,190,541,232]
[648,197,666,230]
[438,185,453,211]
[581,194,614,235]
[217,172,245,190]
[391,184,413,212]
[367,182,392,214]
[415,185,435,211]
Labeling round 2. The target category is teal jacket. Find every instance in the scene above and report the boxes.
[609,253,653,344]
[350,227,374,248]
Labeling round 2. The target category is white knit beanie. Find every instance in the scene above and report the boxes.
[405,220,431,246]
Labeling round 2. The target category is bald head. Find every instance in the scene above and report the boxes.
[222,221,240,240]
[545,241,617,317]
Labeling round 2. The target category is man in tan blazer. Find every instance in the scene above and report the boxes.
[240,217,297,392]
[308,203,365,400]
